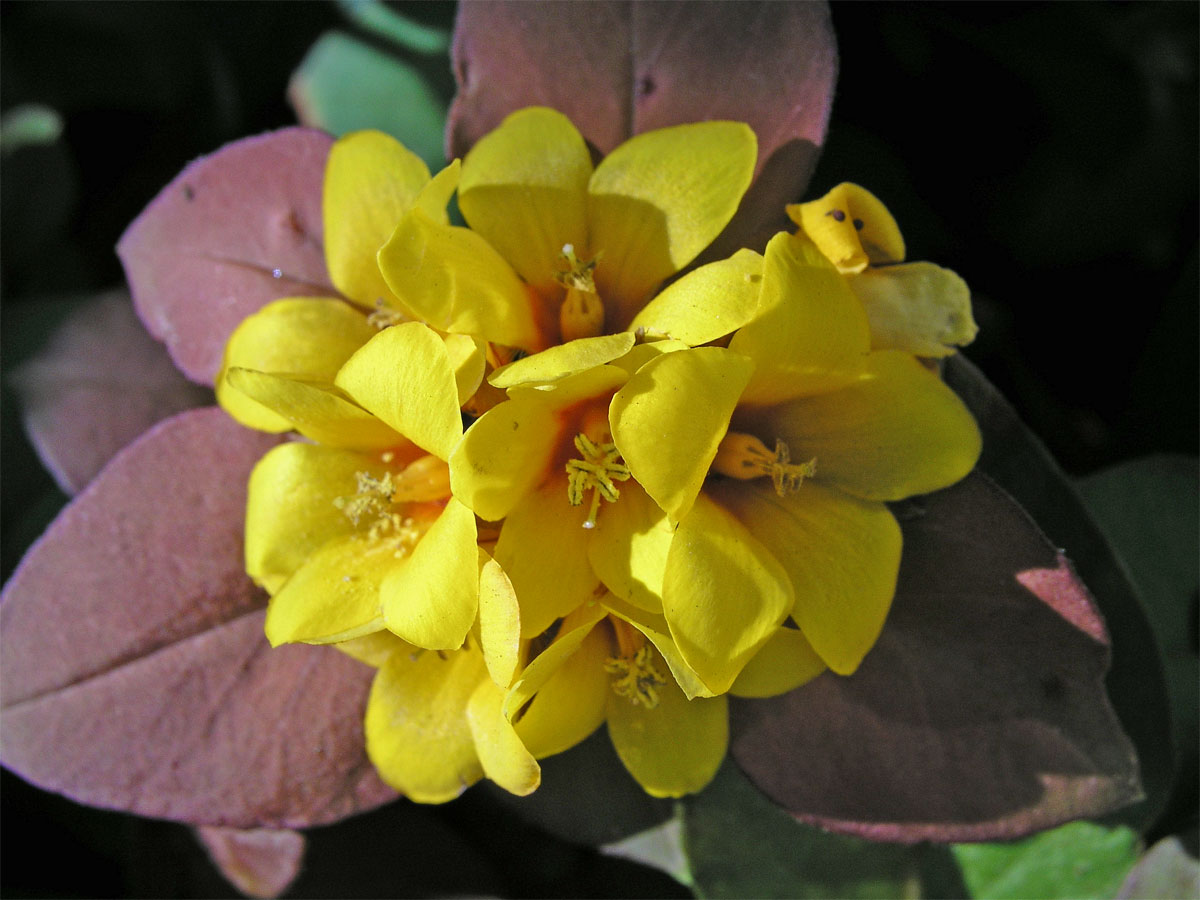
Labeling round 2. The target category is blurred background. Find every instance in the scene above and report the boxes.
[2,2,1196,897]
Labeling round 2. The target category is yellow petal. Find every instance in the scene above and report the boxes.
[586,482,671,615]
[324,130,430,306]
[467,677,540,796]
[628,249,764,346]
[478,548,521,688]
[729,626,826,698]
[264,535,394,645]
[763,350,981,501]
[602,594,713,700]
[225,369,405,450]
[216,297,376,432]
[334,630,413,668]
[504,603,607,721]
[335,321,463,461]
[444,333,486,405]
[378,208,543,350]
[245,443,389,593]
[489,332,635,389]
[380,498,478,650]
[662,494,793,694]
[610,346,753,522]
[512,623,610,758]
[729,232,871,406]
[451,364,626,521]
[412,159,460,223]
[365,647,486,802]
[788,182,905,273]
[590,122,757,327]
[606,647,728,798]
[848,262,977,357]
[459,107,592,295]
[493,478,603,639]
[714,480,900,675]
[610,339,689,376]
[450,394,558,522]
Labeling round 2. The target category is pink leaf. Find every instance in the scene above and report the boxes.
[730,473,1142,842]
[196,826,306,899]
[447,1,837,249]
[116,128,338,386]
[0,408,396,827]
[10,288,211,495]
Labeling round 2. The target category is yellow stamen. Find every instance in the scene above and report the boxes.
[366,298,406,329]
[565,433,630,529]
[604,625,667,709]
[555,244,604,341]
[333,456,450,553]
[712,432,816,497]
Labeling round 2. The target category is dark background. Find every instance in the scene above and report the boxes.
[2,2,1196,897]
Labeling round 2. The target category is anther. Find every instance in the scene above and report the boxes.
[555,244,604,341]
[565,432,630,528]
[367,299,406,329]
[712,432,816,497]
[605,644,668,708]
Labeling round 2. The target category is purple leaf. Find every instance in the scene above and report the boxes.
[730,472,1142,842]
[10,288,212,495]
[944,354,1174,830]
[447,1,837,249]
[0,408,396,828]
[116,128,337,386]
[196,826,306,899]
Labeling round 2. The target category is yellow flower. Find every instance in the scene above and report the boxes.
[214,108,759,801]
[216,106,981,803]
[789,182,979,357]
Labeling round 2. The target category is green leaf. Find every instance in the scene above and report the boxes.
[683,761,955,899]
[0,103,63,154]
[288,31,447,170]
[1077,456,1199,834]
[335,0,450,55]
[600,816,693,888]
[952,821,1139,900]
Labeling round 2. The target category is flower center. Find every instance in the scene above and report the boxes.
[565,433,631,529]
[605,620,667,708]
[555,244,604,342]
[334,454,451,553]
[712,433,816,497]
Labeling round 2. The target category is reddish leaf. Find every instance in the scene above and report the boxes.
[0,408,395,827]
[196,826,306,899]
[730,473,1142,842]
[117,128,337,386]
[447,1,836,251]
[10,288,211,495]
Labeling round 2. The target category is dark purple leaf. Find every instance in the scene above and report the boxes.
[116,128,337,386]
[10,288,211,495]
[944,354,1175,830]
[196,826,306,899]
[730,472,1142,842]
[0,408,395,827]
[447,1,836,251]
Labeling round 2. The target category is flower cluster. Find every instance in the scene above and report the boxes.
[217,107,980,801]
